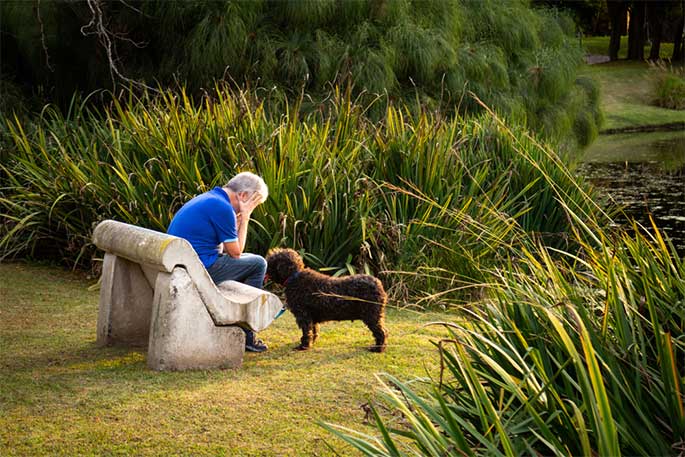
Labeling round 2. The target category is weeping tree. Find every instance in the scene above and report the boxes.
[1,0,600,146]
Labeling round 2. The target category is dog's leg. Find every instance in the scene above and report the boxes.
[365,319,388,353]
[312,323,320,343]
[296,316,313,350]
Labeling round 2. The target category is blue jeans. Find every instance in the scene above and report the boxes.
[207,253,267,345]
[207,253,267,288]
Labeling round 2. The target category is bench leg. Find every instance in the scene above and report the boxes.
[147,267,245,370]
[96,253,153,347]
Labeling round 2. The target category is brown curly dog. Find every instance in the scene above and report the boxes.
[265,248,388,352]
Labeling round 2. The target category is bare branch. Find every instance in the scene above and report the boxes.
[110,31,148,49]
[118,0,147,16]
[80,0,156,92]
[35,0,54,72]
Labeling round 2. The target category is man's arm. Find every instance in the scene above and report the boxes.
[223,192,263,258]
[223,213,249,258]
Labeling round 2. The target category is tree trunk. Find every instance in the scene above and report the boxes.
[608,1,628,60]
[627,1,646,60]
[648,2,665,60]
[674,14,685,61]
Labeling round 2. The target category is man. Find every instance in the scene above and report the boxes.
[168,171,269,352]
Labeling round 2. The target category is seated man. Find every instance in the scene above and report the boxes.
[168,171,269,352]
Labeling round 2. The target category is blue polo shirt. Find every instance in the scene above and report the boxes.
[167,187,238,268]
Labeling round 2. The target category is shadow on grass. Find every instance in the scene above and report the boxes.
[0,343,144,374]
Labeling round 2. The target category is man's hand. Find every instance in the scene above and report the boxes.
[237,191,264,219]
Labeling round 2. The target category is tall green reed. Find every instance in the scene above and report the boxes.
[325,181,685,455]
[1,86,598,287]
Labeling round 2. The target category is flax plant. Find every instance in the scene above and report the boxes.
[1,86,597,286]
[325,197,685,455]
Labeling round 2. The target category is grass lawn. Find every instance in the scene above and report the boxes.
[0,262,459,456]
[580,60,685,132]
[582,35,675,60]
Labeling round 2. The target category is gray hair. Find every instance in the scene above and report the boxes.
[225,172,268,200]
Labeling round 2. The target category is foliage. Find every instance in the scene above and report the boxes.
[0,77,27,119]
[325,196,685,455]
[1,0,600,146]
[533,0,607,35]
[0,87,600,297]
[651,61,685,110]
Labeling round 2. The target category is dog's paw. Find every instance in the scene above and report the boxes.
[294,345,311,351]
[368,345,386,353]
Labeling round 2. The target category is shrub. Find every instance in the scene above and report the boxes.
[651,61,685,110]
[325,207,685,455]
[0,87,600,298]
[1,0,601,147]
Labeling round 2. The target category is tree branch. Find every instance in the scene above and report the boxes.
[80,0,156,91]
[35,0,54,72]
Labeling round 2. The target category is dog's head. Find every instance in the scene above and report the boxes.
[265,248,305,285]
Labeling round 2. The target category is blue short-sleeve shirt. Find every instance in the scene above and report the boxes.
[167,187,238,268]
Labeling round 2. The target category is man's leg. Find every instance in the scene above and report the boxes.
[207,253,268,352]
[206,253,267,288]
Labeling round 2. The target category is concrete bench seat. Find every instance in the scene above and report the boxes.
[92,219,283,370]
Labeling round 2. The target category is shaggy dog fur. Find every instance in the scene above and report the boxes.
[266,248,388,352]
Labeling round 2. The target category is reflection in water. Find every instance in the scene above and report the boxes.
[579,162,685,252]
[578,132,685,255]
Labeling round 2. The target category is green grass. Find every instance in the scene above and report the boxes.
[0,262,458,456]
[580,61,685,131]
[582,35,675,60]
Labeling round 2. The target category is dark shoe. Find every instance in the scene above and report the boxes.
[246,338,268,352]
[243,328,267,352]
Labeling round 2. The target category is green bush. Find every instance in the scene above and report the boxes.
[326,205,685,455]
[0,87,600,297]
[655,74,685,110]
[1,0,601,147]
[651,61,685,110]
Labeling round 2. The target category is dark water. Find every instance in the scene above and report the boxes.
[578,131,685,254]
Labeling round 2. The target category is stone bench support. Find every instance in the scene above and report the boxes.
[92,220,283,370]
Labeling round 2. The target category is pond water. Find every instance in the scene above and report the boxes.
[578,130,685,254]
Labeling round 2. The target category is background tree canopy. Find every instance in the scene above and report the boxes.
[2,0,601,147]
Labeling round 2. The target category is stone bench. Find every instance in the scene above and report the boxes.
[92,219,283,370]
